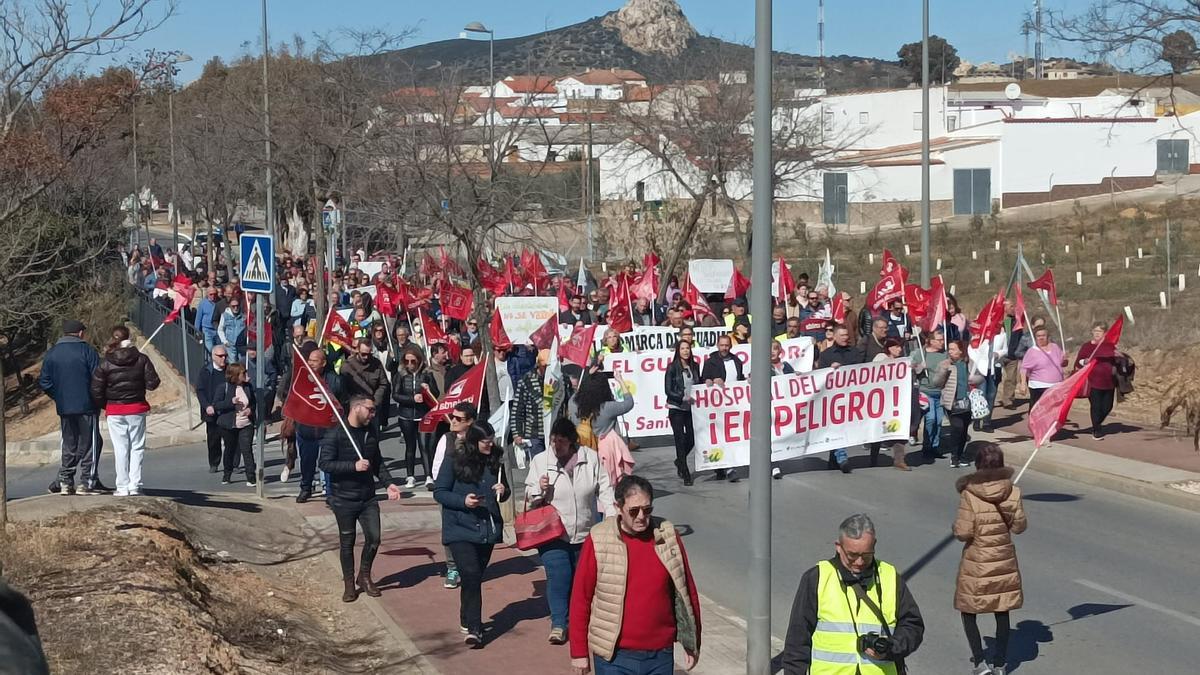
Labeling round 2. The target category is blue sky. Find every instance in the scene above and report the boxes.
[136,0,1096,83]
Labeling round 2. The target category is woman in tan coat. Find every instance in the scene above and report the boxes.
[953,442,1027,675]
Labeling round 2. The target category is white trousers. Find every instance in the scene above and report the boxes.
[107,414,147,494]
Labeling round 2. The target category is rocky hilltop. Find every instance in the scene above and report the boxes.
[364,0,906,91]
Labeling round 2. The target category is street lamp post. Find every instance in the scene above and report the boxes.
[920,0,931,286]
[256,0,273,498]
[464,21,496,253]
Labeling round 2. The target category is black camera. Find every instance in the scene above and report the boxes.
[858,632,892,658]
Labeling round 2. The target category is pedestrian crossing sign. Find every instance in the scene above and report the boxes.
[239,233,275,293]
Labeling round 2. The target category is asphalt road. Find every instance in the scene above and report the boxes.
[10,431,1199,673]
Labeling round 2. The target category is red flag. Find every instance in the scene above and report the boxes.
[322,307,355,349]
[528,314,560,350]
[163,275,195,324]
[607,277,634,333]
[831,293,847,324]
[919,276,948,334]
[880,249,910,285]
[559,324,597,368]
[868,264,905,311]
[776,257,796,305]
[630,266,659,303]
[521,249,548,290]
[503,255,523,293]
[1013,285,1028,332]
[904,283,930,323]
[684,276,716,323]
[164,307,183,324]
[558,281,571,312]
[419,252,440,279]
[419,360,487,433]
[1102,314,1124,348]
[969,290,1006,348]
[643,251,661,271]
[476,259,507,296]
[724,266,751,301]
[419,309,447,344]
[439,246,464,277]
[1027,362,1095,447]
[440,285,474,321]
[1027,269,1058,307]
[282,350,342,428]
[246,304,274,350]
[374,282,397,316]
[490,310,512,350]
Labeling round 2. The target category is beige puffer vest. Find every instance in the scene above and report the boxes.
[587,516,699,662]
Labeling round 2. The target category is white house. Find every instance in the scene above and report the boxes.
[555,69,646,101]
[486,75,561,107]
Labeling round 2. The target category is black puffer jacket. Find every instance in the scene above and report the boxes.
[392,368,438,421]
[318,424,392,504]
[664,358,701,409]
[90,346,160,408]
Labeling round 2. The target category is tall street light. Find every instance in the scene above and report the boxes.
[256,0,273,498]
[463,21,495,252]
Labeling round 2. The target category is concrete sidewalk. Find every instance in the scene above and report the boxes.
[296,495,764,675]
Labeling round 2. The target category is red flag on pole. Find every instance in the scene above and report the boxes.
[831,293,847,324]
[643,251,661,271]
[558,324,597,368]
[1027,269,1058,307]
[374,282,397,316]
[630,266,659,303]
[490,310,513,350]
[868,264,905,311]
[607,277,634,333]
[439,246,464,277]
[919,276,948,334]
[777,257,796,305]
[880,249,910,285]
[1027,362,1095,448]
[904,283,930,324]
[418,308,447,344]
[969,290,1006,348]
[528,314,560,350]
[684,276,716,324]
[1102,314,1124,348]
[724,266,751,301]
[1013,284,1028,332]
[282,351,342,428]
[321,307,355,349]
[503,255,522,294]
[557,281,570,312]
[419,252,440,279]
[419,360,488,433]
[440,285,474,321]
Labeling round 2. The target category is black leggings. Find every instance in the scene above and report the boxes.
[1089,388,1115,433]
[947,411,971,463]
[332,500,381,578]
[961,611,1010,667]
[1029,387,1046,409]
[396,419,432,478]
[668,409,694,469]
[447,541,495,633]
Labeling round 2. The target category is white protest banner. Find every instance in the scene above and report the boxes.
[591,326,733,353]
[690,359,912,470]
[354,261,385,279]
[603,337,815,438]
[687,258,735,294]
[348,285,375,301]
[495,296,559,344]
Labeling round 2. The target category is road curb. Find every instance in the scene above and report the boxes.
[5,431,207,467]
[997,439,1200,514]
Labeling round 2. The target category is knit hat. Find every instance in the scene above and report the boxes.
[62,320,85,334]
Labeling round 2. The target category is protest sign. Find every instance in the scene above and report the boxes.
[602,337,815,437]
[495,296,559,344]
[689,359,912,470]
[687,259,735,294]
[591,326,732,353]
[354,261,385,279]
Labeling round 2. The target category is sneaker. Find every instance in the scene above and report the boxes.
[246,480,256,487]
[971,663,994,675]
[839,462,852,474]
[460,624,470,634]
[991,666,1006,675]
[76,486,100,496]
[279,466,291,483]
[126,490,141,496]
[548,627,567,644]
[444,570,461,589]
[59,485,74,496]
[92,481,113,493]
[114,490,130,497]
[727,468,740,483]
[772,467,782,480]
[221,477,231,485]
[296,491,310,504]
[464,630,482,648]
[405,476,416,489]
[425,477,434,490]
[209,466,220,473]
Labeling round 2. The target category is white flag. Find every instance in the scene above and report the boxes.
[817,249,837,299]
[577,257,588,291]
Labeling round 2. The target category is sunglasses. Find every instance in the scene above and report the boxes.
[403,358,418,364]
[625,505,653,518]
[451,414,470,422]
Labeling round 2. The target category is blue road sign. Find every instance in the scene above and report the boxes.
[239,233,275,293]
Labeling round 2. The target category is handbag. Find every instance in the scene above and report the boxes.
[968,388,990,420]
[513,496,566,551]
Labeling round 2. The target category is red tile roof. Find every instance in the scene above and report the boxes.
[501,76,558,94]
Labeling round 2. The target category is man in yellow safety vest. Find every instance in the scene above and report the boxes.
[782,514,925,675]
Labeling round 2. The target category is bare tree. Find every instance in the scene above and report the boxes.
[1047,1,1200,73]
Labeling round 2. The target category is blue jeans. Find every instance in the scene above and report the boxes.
[538,540,582,630]
[922,391,943,450]
[297,433,329,495]
[593,648,674,675]
[203,331,218,352]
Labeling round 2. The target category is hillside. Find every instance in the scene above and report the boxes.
[361,0,908,91]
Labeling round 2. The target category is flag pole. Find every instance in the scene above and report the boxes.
[291,343,363,460]
[143,319,170,346]
[1014,442,1041,484]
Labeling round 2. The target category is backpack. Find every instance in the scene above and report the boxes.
[576,415,598,450]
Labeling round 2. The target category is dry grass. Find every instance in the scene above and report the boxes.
[0,501,399,674]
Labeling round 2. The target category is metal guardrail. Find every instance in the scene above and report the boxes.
[129,289,206,388]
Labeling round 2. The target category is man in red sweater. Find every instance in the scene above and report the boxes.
[569,475,702,674]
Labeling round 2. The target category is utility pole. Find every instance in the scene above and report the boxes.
[256,0,273,498]
[920,0,931,286]
[818,0,826,90]
[587,99,595,260]
[1035,0,1044,80]
[747,0,774,672]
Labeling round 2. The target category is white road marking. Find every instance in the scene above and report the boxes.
[1074,578,1200,629]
